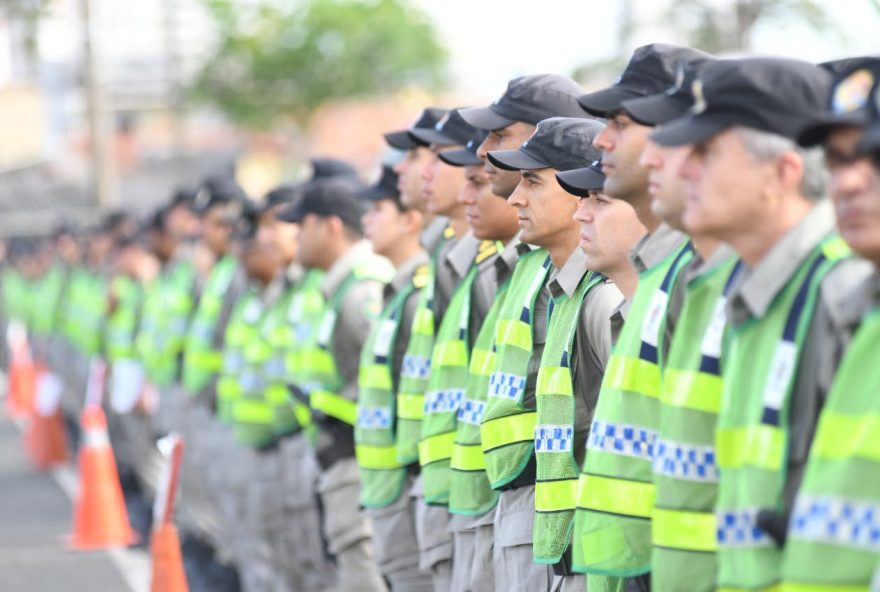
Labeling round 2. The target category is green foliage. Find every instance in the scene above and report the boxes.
[193,0,447,129]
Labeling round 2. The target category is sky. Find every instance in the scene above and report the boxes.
[415,0,880,101]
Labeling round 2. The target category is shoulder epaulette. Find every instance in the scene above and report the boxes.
[475,240,499,265]
[412,264,431,289]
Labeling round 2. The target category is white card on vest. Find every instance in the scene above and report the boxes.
[641,289,669,347]
[317,311,337,347]
[701,296,728,360]
[110,358,146,414]
[763,340,798,412]
[373,319,397,358]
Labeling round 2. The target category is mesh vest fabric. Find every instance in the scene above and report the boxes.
[651,256,739,592]
[182,255,238,395]
[356,279,418,508]
[215,289,262,424]
[105,276,142,363]
[781,306,880,592]
[534,271,604,564]
[715,237,849,592]
[480,249,552,489]
[449,280,509,516]
[31,265,65,337]
[419,264,478,505]
[574,242,694,579]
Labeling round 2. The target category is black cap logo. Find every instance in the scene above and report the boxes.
[666,64,686,97]
[831,68,874,115]
[193,186,210,211]
[691,79,707,114]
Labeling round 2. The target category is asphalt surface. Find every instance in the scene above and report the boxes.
[0,411,142,592]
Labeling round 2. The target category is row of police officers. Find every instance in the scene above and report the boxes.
[4,43,880,592]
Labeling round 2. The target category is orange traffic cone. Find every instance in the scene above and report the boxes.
[6,346,36,419]
[66,405,137,549]
[150,435,187,592]
[25,369,68,470]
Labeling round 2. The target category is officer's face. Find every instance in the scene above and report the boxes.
[679,129,769,241]
[167,203,201,241]
[296,213,326,269]
[243,224,281,284]
[203,207,234,254]
[640,140,690,231]
[477,122,537,198]
[594,112,652,203]
[421,145,467,217]
[273,219,299,267]
[458,164,519,241]
[363,198,406,259]
[394,147,431,212]
[508,168,579,247]
[574,191,647,274]
[826,126,880,264]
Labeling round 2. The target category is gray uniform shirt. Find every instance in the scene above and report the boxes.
[547,247,623,466]
[420,216,449,254]
[724,200,874,516]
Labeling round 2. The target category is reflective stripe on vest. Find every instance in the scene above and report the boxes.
[651,256,740,592]
[216,290,262,424]
[716,236,847,591]
[534,271,604,564]
[781,303,880,591]
[574,240,693,577]
[480,250,552,489]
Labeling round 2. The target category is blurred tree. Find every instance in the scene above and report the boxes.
[193,0,447,129]
[0,0,53,56]
[667,0,833,54]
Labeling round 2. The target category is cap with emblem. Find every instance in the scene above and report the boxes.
[309,157,359,181]
[856,79,880,153]
[458,74,587,131]
[384,107,448,150]
[487,117,605,172]
[262,185,299,212]
[408,108,479,147]
[798,57,880,146]
[439,128,490,167]
[620,51,716,126]
[650,57,832,147]
[556,159,606,197]
[356,165,401,204]
[578,44,713,118]
[192,176,247,215]
[275,177,368,233]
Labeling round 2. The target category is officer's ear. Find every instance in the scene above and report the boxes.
[775,150,806,198]
[399,208,424,236]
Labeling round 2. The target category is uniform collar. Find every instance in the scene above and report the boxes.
[320,240,375,297]
[420,216,449,254]
[445,231,481,280]
[683,243,738,284]
[729,200,835,322]
[386,250,430,298]
[548,246,589,298]
[490,231,523,274]
[629,223,686,273]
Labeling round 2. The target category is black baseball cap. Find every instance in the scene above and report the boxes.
[487,117,605,172]
[458,74,587,131]
[556,160,606,197]
[621,52,716,126]
[820,56,877,76]
[309,157,359,181]
[798,58,880,147]
[384,107,448,150]
[856,80,880,153]
[262,185,299,212]
[275,178,367,233]
[192,175,247,214]
[408,108,478,147]
[439,129,490,167]
[578,44,713,118]
[650,57,832,147]
[357,165,400,204]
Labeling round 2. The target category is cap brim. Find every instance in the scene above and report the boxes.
[486,148,548,172]
[555,167,606,197]
[409,127,458,147]
[622,94,689,127]
[857,121,880,154]
[797,111,870,147]
[578,85,643,117]
[275,201,306,223]
[458,106,515,131]
[649,113,730,147]
[356,185,396,202]
[384,130,418,151]
[438,148,482,167]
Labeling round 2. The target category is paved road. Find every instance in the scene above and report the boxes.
[0,412,142,592]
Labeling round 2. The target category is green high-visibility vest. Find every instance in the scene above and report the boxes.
[182,255,237,394]
[651,256,739,592]
[574,241,693,579]
[480,249,552,489]
[79,271,108,357]
[396,233,451,465]
[534,271,605,564]
[232,289,279,447]
[2,267,28,323]
[60,267,89,346]
[270,269,324,436]
[781,304,880,592]
[448,280,508,516]
[419,263,479,506]
[356,273,421,508]
[715,237,848,592]
[216,288,262,423]
[32,265,65,337]
[105,275,142,363]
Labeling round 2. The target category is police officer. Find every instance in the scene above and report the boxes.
[779,58,880,591]
[354,164,434,591]
[649,56,871,591]
[278,176,392,591]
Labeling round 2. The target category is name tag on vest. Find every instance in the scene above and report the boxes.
[763,340,797,412]
[701,297,728,360]
[373,319,396,359]
[641,290,669,348]
[317,311,337,347]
